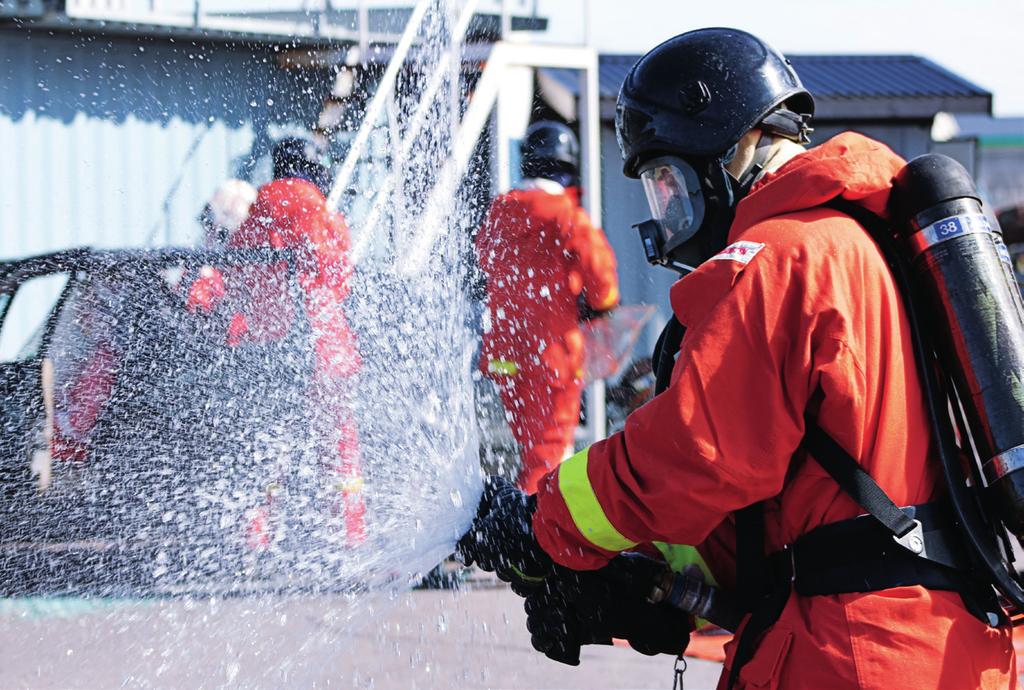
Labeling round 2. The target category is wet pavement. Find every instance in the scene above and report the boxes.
[0,587,723,689]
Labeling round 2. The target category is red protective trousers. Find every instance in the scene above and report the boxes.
[532,134,1016,689]
[489,330,587,494]
[476,181,619,493]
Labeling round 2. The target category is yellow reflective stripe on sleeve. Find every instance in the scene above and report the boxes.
[652,542,717,586]
[333,477,365,495]
[592,284,619,311]
[558,447,637,552]
[487,359,519,376]
[509,565,545,585]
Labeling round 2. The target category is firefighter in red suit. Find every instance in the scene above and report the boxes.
[476,121,619,493]
[459,29,1016,690]
[228,138,365,548]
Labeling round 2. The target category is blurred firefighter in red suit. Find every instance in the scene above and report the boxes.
[227,138,365,549]
[476,122,619,493]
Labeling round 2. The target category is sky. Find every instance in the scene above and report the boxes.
[539,0,1024,117]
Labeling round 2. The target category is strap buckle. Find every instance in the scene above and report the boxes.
[893,519,926,556]
[774,544,797,584]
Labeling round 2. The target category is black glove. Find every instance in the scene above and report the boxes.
[576,295,613,323]
[525,553,692,665]
[456,476,553,594]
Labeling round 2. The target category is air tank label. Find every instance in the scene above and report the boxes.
[911,213,992,255]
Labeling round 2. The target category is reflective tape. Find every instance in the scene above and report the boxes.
[558,448,637,552]
[333,477,365,494]
[510,565,545,585]
[652,542,717,586]
[487,359,519,376]
[593,285,619,312]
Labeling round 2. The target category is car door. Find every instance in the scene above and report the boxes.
[0,256,74,494]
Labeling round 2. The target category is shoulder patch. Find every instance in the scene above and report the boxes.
[707,241,765,266]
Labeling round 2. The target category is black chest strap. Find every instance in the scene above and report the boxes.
[727,417,972,689]
[802,416,919,540]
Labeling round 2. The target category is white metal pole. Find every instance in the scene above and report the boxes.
[579,52,601,230]
[577,42,606,444]
[449,0,463,148]
[495,85,512,194]
[348,0,480,266]
[582,0,591,48]
[500,0,511,39]
[357,0,369,57]
[326,0,434,211]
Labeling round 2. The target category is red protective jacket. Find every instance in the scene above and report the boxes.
[477,180,619,491]
[51,343,117,462]
[477,181,619,369]
[228,177,359,379]
[533,134,1015,689]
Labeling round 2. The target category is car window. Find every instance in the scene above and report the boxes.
[47,276,134,375]
[0,273,70,363]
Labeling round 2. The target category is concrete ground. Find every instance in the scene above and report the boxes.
[0,587,723,689]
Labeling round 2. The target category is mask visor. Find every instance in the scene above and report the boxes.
[639,157,705,249]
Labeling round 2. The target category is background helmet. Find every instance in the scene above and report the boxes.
[272,136,330,192]
[520,121,580,180]
[199,178,257,247]
[615,27,814,178]
[208,179,257,233]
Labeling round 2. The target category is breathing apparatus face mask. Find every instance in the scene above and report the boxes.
[634,155,736,274]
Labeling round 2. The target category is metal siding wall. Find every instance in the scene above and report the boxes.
[811,122,932,161]
[599,126,675,355]
[929,139,977,179]
[976,147,1024,213]
[0,29,326,260]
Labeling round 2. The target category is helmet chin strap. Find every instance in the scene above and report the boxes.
[731,131,776,198]
[729,107,813,198]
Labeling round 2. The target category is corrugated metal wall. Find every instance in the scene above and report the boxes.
[0,28,329,260]
[599,126,676,356]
